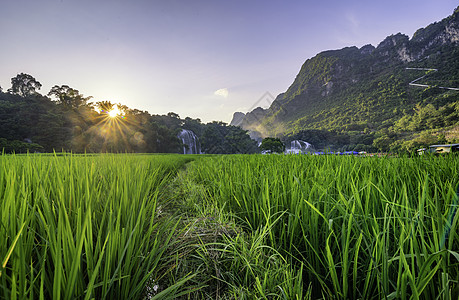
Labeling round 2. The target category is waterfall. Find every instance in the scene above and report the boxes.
[286,140,313,154]
[178,129,201,154]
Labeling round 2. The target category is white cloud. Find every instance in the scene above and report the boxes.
[214,88,229,98]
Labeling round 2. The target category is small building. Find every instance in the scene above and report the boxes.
[429,144,459,154]
[419,144,459,155]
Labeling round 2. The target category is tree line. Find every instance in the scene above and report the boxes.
[0,73,258,154]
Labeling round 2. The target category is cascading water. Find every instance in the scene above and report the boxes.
[286,140,313,154]
[178,129,201,154]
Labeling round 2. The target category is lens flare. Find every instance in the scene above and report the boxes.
[89,102,137,152]
[108,106,122,118]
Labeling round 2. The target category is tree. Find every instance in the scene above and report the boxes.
[146,121,181,153]
[224,126,259,154]
[260,137,285,153]
[8,73,42,97]
[152,112,183,130]
[372,134,395,152]
[0,138,44,153]
[48,85,92,109]
[95,100,115,113]
[201,122,227,154]
[183,117,203,136]
[199,122,258,154]
[167,112,180,119]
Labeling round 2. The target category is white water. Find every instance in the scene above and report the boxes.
[178,129,201,154]
[285,140,313,154]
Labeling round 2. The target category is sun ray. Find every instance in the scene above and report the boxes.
[88,102,151,152]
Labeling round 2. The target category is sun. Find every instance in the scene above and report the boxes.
[108,106,123,118]
[95,102,126,120]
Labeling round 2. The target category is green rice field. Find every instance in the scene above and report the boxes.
[1,153,458,299]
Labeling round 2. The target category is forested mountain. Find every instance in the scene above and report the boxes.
[232,6,459,152]
[0,74,257,154]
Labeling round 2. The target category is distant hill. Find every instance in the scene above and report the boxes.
[232,6,459,152]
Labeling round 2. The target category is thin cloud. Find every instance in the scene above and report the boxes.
[214,88,229,98]
[346,12,360,30]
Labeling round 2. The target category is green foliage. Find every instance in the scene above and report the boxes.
[147,121,182,153]
[0,153,197,299]
[260,137,285,153]
[201,122,259,154]
[0,138,44,153]
[181,154,459,299]
[48,85,92,109]
[0,94,69,151]
[7,73,42,97]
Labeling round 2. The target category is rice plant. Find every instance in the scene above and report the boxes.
[181,154,459,299]
[2,152,458,299]
[0,153,195,299]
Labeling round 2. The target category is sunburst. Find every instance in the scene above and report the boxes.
[90,103,142,152]
[108,106,123,118]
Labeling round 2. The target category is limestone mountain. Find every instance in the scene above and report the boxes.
[229,111,246,127]
[232,6,459,151]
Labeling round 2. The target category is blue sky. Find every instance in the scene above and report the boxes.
[0,0,457,122]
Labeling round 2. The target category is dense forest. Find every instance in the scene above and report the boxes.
[0,73,258,154]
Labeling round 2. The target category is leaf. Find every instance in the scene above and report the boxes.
[0,223,26,277]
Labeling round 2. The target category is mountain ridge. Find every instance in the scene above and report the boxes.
[231,6,459,151]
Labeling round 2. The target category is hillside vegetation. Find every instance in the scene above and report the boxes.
[234,7,459,152]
